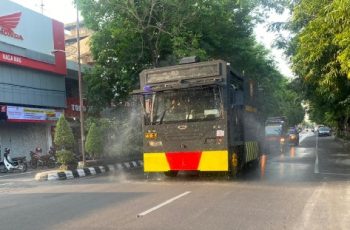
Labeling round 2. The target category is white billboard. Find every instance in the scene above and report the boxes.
[0,0,54,55]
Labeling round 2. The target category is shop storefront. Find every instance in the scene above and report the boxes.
[0,1,66,158]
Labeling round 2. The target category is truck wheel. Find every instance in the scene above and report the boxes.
[164,171,179,177]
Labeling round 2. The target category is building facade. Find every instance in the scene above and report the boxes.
[65,22,94,65]
[0,0,66,158]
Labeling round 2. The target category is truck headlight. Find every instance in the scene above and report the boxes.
[145,132,157,139]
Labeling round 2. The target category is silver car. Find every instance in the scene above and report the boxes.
[318,127,331,136]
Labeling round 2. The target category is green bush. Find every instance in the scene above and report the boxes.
[56,149,75,169]
[54,115,74,150]
[85,123,103,159]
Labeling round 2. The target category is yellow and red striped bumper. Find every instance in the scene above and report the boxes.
[143,150,228,172]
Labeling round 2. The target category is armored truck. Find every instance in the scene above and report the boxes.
[133,58,260,176]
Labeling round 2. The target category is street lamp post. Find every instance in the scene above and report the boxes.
[76,1,85,166]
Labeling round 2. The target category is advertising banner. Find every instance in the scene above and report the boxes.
[7,106,62,123]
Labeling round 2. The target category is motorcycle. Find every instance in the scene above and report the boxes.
[264,135,288,154]
[3,148,27,173]
[29,147,56,169]
[279,136,287,153]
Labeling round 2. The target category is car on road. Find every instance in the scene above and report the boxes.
[318,127,331,136]
[287,128,299,146]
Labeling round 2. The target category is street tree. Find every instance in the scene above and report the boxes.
[85,122,103,159]
[54,115,76,169]
[283,0,350,131]
[54,115,75,150]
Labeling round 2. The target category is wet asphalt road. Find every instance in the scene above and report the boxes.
[0,131,349,230]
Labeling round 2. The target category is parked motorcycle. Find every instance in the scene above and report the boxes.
[29,147,56,169]
[3,148,27,173]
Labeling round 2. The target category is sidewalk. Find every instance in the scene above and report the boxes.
[35,160,143,181]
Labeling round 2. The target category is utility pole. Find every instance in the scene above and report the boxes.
[76,1,85,166]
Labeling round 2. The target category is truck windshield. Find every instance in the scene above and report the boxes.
[265,125,282,136]
[143,86,222,124]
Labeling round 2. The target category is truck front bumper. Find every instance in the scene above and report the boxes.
[143,150,229,172]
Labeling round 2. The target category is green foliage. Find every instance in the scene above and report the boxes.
[85,123,103,159]
[77,0,303,123]
[284,0,350,130]
[54,115,75,150]
[56,149,75,167]
[85,117,112,153]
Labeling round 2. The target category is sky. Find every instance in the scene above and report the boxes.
[9,0,293,78]
[10,0,78,23]
[254,11,294,78]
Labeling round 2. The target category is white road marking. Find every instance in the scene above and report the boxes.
[137,191,191,217]
[314,133,319,174]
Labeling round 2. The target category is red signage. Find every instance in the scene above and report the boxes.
[0,50,66,74]
[65,98,87,118]
[0,12,23,40]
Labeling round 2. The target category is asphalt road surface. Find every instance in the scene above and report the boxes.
[0,132,349,230]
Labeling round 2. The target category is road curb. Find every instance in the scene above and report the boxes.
[34,160,143,181]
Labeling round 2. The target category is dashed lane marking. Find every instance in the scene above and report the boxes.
[314,133,319,174]
[137,191,191,217]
